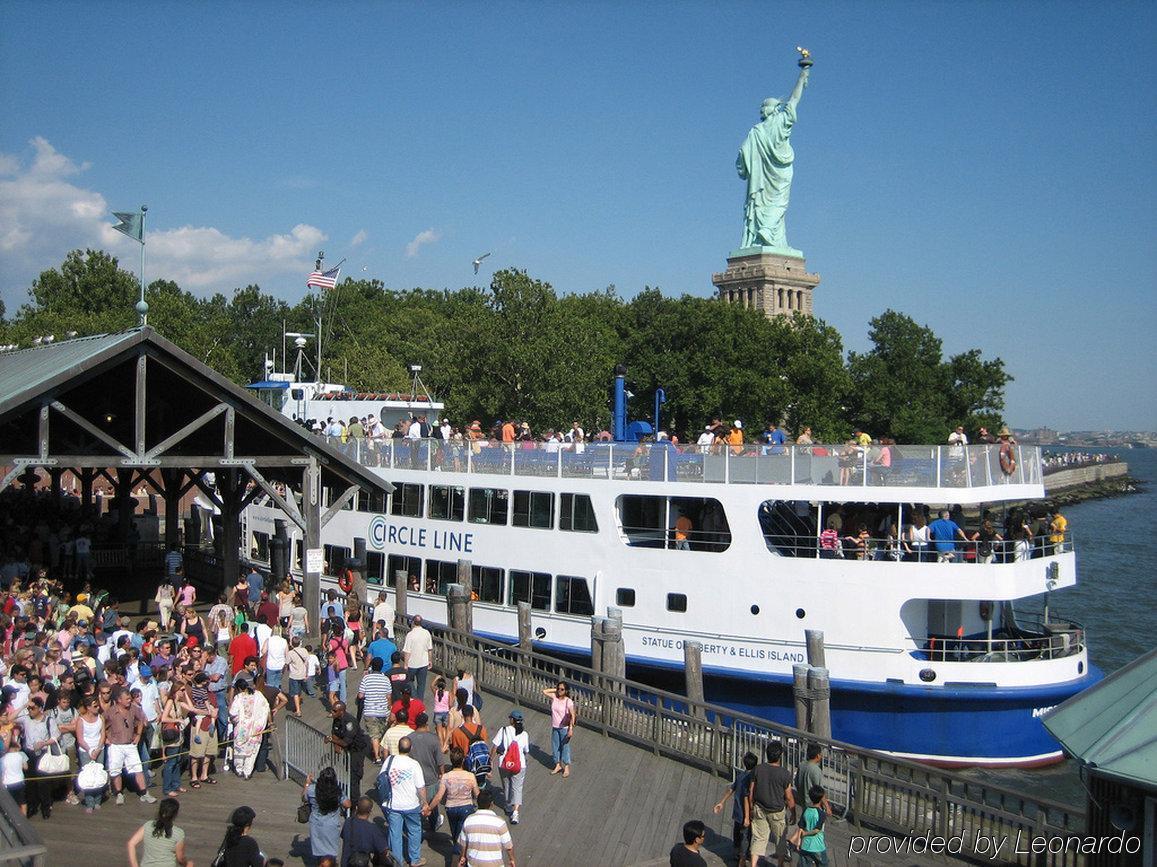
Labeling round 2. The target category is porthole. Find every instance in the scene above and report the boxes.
[750,605,760,615]
[920,668,937,682]
[534,627,546,639]
[795,608,805,619]
[1078,661,1084,675]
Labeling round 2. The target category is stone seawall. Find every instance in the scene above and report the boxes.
[1043,462,1129,493]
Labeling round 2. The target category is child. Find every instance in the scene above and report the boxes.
[325,650,345,707]
[796,785,828,866]
[713,751,757,864]
[2,737,28,816]
[432,676,451,749]
[303,644,320,697]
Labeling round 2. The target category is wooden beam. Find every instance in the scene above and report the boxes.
[224,407,235,460]
[50,400,137,460]
[135,354,147,456]
[38,405,49,460]
[320,484,359,528]
[239,462,306,531]
[0,465,24,495]
[143,404,228,460]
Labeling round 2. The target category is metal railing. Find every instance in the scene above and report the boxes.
[416,621,1088,866]
[0,787,46,867]
[915,611,1086,663]
[765,532,1074,561]
[282,712,351,796]
[322,438,1044,491]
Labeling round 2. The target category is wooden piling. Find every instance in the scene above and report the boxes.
[447,583,472,635]
[394,569,408,624]
[352,537,368,604]
[684,641,705,716]
[807,666,832,739]
[793,663,810,732]
[805,629,826,668]
[517,602,533,652]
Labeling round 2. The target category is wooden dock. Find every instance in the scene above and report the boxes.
[33,674,915,867]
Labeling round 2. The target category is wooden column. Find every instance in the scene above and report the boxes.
[517,602,532,652]
[683,641,705,717]
[218,469,244,597]
[793,663,810,732]
[447,583,472,636]
[115,468,135,541]
[160,469,184,551]
[394,569,408,624]
[302,460,322,640]
[352,536,368,604]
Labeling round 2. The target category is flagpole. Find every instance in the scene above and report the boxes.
[136,205,149,326]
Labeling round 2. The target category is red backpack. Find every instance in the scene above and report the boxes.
[500,729,522,774]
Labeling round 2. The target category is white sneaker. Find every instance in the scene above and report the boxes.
[140,793,157,804]
[511,809,520,825]
[115,793,125,805]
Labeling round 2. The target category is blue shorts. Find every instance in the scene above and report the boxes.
[433,711,449,727]
[288,678,306,697]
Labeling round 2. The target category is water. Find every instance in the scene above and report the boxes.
[967,446,1156,806]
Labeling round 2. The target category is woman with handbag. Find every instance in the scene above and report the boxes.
[75,696,106,812]
[159,689,189,797]
[155,583,176,631]
[542,680,577,777]
[47,689,78,805]
[18,696,60,819]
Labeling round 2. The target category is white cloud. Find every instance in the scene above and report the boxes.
[0,137,328,304]
[404,227,441,258]
[350,229,367,247]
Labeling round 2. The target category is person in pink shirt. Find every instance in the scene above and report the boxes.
[542,680,577,777]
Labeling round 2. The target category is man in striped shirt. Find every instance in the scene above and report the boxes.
[358,656,393,761]
[457,789,516,866]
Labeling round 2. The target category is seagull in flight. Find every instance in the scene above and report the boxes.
[472,252,492,274]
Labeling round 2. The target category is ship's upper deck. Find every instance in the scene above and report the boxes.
[325,438,1044,504]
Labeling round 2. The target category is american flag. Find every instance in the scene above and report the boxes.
[306,266,341,289]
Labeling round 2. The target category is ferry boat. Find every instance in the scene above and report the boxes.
[243,375,1099,768]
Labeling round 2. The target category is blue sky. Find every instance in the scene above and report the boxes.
[1,1,1154,430]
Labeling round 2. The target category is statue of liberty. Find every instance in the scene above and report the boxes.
[736,49,812,257]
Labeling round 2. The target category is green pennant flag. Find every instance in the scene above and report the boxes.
[111,211,144,243]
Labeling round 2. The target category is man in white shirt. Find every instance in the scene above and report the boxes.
[440,419,453,440]
[372,592,396,638]
[402,616,434,698]
[381,736,428,867]
[249,619,272,659]
[263,631,289,690]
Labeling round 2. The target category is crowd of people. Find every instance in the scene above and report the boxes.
[1041,450,1122,474]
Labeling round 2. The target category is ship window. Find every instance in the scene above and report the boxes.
[390,483,424,518]
[468,487,509,525]
[424,559,458,596]
[324,544,351,575]
[366,551,385,586]
[429,485,465,521]
[555,575,594,616]
[387,554,422,589]
[560,493,598,532]
[616,588,635,607]
[510,569,551,611]
[758,500,818,557]
[470,565,504,604]
[358,491,386,513]
[513,490,554,529]
[617,495,731,551]
[667,593,687,613]
[251,531,270,563]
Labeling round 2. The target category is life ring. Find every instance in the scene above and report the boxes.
[999,444,1016,476]
[338,569,354,594]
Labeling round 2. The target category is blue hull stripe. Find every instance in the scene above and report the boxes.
[481,631,1103,765]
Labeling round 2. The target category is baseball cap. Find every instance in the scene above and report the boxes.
[139,665,153,677]
[509,710,524,721]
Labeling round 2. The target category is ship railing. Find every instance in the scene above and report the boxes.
[413,619,1087,864]
[912,622,1086,663]
[324,437,1044,490]
[763,532,1074,561]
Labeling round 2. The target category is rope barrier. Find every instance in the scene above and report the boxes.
[19,724,277,783]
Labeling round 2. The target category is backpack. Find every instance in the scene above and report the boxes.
[375,756,395,807]
[499,728,522,774]
[461,724,491,777]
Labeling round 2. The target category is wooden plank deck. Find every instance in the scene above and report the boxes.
[35,670,929,866]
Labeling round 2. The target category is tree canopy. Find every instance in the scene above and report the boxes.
[0,249,1011,443]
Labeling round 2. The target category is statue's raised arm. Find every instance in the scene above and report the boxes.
[734,48,815,256]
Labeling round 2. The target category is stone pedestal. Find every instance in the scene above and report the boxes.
[712,249,820,318]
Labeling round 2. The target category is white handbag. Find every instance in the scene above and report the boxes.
[77,760,109,790]
[37,741,70,775]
